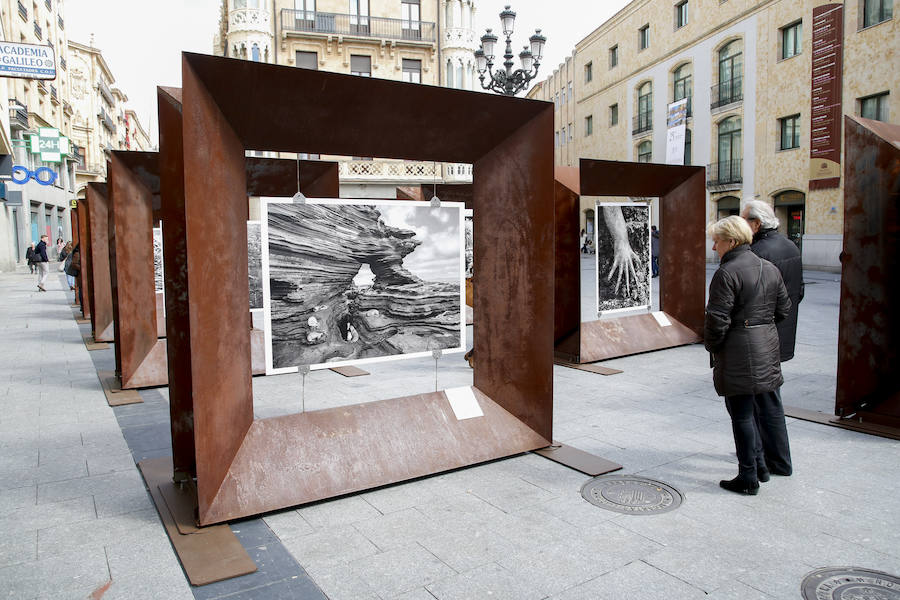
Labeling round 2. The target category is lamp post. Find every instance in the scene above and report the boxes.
[474,5,546,96]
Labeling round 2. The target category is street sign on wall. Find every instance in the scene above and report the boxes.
[29,128,69,163]
[0,41,56,80]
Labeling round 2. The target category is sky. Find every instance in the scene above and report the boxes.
[65,1,630,145]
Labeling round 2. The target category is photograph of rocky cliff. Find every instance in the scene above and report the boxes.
[248,221,263,310]
[153,227,164,294]
[265,199,464,371]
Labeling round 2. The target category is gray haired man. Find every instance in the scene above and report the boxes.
[741,199,802,478]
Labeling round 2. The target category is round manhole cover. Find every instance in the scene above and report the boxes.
[580,475,682,515]
[801,567,900,600]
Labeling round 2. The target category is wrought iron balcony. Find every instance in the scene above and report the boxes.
[63,100,73,116]
[98,79,115,107]
[37,80,48,94]
[632,112,652,136]
[711,77,742,109]
[50,84,58,104]
[60,57,66,70]
[98,107,116,133]
[280,9,435,43]
[58,15,64,29]
[45,0,52,11]
[17,1,27,20]
[9,100,29,130]
[706,159,743,188]
[33,21,42,40]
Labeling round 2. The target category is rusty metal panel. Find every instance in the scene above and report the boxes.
[158,86,196,479]
[837,116,900,421]
[74,200,91,318]
[86,183,113,342]
[109,152,164,390]
[554,171,581,350]
[171,53,554,525]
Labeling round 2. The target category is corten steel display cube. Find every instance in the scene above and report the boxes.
[554,159,706,364]
[76,193,92,319]
[836,116,900,427]
[86,183,114,338]
[107,148,340,389]
[160,54,554,525]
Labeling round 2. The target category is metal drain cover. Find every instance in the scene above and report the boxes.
[581,475,682,515]
[801,567,900,600]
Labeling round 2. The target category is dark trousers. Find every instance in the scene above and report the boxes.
[753,388,792,474]
[724,395,761,481]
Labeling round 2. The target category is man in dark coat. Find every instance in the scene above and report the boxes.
[741,200,802,476]
[35,234,50,292]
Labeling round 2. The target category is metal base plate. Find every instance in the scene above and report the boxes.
[97,370,143,406]
[801,567,900,600]
[83,334,109,351]
[534,443,622,476]
[138,457,257,586]
[581,475,683,515]
[555,361,623,376]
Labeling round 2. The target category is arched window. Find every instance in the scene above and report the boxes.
[717,196,740,218]
[715,40,743,107]
[717,117,742,182]
[445,1,453,27]
[638,140,652,162]
[673,63,692,115]
[456,63,463,90]
[251,43,261,62]
[636,81,652,131]
[447,59,454,88]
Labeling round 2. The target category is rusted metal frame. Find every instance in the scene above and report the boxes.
[78,194,92,319]
[836,116,900,423]
[553,159,706,363]
[85,183,113,340]
[173,52,554,524]
[109,153,166,389]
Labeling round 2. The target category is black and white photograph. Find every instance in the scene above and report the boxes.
[595,202,651,315]
[262,198,465,373]
[464,209,473,279]
[247,221,263,310]
[153,226,164,294]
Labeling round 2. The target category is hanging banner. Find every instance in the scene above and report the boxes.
[665,99,688,165]
[0,41,56,80]
[809,4,843,190]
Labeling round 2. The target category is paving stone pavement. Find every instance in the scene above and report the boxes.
[1,261,898,600]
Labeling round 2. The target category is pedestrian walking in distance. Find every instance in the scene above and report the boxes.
[35,235,50,292]
[741,199,800,476]
[704,216,791,496]
[25,242,36,274]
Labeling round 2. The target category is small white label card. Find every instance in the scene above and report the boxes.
[651,311,673,327]
[445,386,483,420]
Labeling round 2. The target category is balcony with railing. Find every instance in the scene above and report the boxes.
[37,80,48,95]
[632,112,652,136]
[33,21,42,40]
[60,57,66,70]
[338,158,440,182]
[280,9,435,43]
[98,79,114,107]
[63,100,73,116]
[9,100,29,130]
[17,1,27,21]
[711,77,742,110]
[50,84,58,104]
[706,159,743,189]
[443,163,473,183]
[45,0,52,11]
[58,15,64,29]
[98,107,116,133]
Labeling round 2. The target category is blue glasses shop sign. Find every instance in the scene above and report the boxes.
[0,41,56,80]
[11,166,57,186]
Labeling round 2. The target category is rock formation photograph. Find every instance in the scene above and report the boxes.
[153,227,164,294]
[265,199,464,370]
[247,221,263,310]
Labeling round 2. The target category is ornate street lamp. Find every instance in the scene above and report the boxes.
[475,5,546,96]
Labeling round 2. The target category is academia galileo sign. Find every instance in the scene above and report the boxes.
[0,41,56,80]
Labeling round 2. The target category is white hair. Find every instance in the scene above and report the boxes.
[742,199,779,229]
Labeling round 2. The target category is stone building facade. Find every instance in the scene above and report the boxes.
[213,0,477,194]
[0,0,78,269]
[533,0,896,269]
